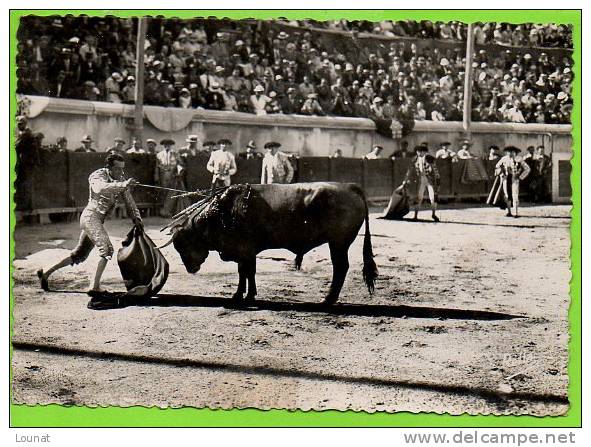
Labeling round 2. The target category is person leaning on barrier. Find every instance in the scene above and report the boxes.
[106,137,126,155]
[261,142,294,185]
[495,146,531,218]
[530,145,552,203]
[456,139,474,160]
[37,153,142,304]
[486,145,501,161]
[201,140,216,155]
[364,145,383,160]
[75,135,97,153]
[145,139,158,155]
[238,140,263,160]
[179,135,199,158]
[207,138,237,189]
[403,142,440,222]
[126,137,146,154]
[435,141,456,160]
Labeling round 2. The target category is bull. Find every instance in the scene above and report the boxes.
[167,182,378,305]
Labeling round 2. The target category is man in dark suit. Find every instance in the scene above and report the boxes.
[403,142,440,222]
[75,135,97,152]
[238,140,263,160]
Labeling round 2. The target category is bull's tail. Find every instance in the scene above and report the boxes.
[362,199,378,294]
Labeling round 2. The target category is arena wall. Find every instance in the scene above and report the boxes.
[19,96,572,204]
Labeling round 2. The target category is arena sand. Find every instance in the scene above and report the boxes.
[11,205,571,415]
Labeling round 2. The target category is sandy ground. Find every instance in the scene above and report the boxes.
[11,205,571,416]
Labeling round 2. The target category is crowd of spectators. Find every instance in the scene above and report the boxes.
[283,20,573,48]
[17,16,574,126]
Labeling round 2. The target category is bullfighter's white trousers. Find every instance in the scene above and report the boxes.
[416,175,436,211]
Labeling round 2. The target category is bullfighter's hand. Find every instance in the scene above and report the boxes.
[125,178,139,188]
[133,217,144,230]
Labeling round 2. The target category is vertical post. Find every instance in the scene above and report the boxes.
[463,23,475,135]
[134,17,148,143]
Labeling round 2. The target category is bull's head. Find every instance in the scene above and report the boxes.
[164,213,211,274]
[161,189,233,273]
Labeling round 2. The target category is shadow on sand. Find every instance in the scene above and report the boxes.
[12,340,567,406]
[84,293,526,321]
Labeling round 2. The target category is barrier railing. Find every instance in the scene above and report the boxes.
[14,153,551,216]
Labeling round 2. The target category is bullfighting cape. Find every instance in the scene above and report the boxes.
[117,225,169,297]
[381,184,410,220]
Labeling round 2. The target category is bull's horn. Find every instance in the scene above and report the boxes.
[158,238,175,249]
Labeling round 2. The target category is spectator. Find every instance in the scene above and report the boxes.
[178,87,192,108]
[55,136,69,152]
[126,138,146,154]
[145,138,158,155]
[155,138,179,217]
[81,80,100,101]
[105,72,123,103]
[121,76,136,103]
[364,145,383,160]
[15,16,573,126]
[250,85,270,115]
[435,141,456,160]
[301,93,324,116]
[205,81,225,110]
[47,70,74,98]
[456,140,474,159]
[414,101,427,120]
[179,135,199,158]
[369,97,385,119]
[75,135,97,152]
[238,140,263,159]
[332,149,343,158]
[265,91,282,114]
[106,137,126,154]
[207,138,237,189]
[261,141,294,184]
[487,145,501,161]
[281,87,302,114]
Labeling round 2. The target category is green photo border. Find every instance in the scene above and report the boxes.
[9,9,582,428]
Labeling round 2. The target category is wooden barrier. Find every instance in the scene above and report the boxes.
[32,152,70,210]
[329,157,364,184]
[234,158,262,184]
[452,160,490,200]
[435,159,454,199]
[298,157,330,183]
[67,152,104,208]
[363,159,393,201]
[184,154,212,190]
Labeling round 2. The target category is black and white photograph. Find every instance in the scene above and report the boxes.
[12,12,574,416]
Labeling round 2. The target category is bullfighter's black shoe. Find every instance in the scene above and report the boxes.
[37,269,49,292]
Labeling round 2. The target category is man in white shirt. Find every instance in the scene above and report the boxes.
[207,138,237,189]
[156,138,179,217]
[250,85,270,116]
[504,100,527,123]
[261,142,294,184]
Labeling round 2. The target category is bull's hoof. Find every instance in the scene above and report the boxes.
[231,292,244,301]
[244,293,257,303]
[321,296,338,306]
